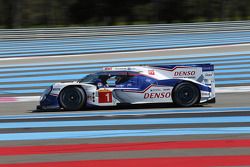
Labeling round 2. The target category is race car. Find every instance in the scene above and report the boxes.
[37,64,215,111]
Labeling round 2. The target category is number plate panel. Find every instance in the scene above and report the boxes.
[98,90,112,103]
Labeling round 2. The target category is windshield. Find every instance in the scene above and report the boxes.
[78,74,99,83]
[79,72,124,82]
[78,71,138,87]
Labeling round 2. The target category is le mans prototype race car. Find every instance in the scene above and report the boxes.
[37,64,215,111]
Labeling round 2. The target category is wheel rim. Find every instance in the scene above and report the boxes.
[176,84,198,105]
[61,89,83,109]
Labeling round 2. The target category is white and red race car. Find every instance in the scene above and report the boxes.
[37,64,215,110]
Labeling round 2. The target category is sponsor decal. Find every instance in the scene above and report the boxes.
[205,73,213,77]
[174,71,196,76]
[151,88,162,91]
[98,89,110,92]
[148,70,155,75]
[104,67,112,70]
[97,82,103,87]
[201,92,210,97]
[144,92,171,99]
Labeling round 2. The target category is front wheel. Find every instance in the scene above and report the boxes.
[59,87,86,110]
[172,82,200,107]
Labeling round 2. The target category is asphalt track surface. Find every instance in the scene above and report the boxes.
[0,44,250,166]
[0,92,249,115]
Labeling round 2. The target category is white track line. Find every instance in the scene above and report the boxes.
[1,43,250,61]
[216,86,250,93]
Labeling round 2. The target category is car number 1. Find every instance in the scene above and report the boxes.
[98,90,112,103]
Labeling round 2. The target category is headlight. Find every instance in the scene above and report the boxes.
[40,86,52,101]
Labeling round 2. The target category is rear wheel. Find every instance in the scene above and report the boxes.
[172,82,200,107]
[59,87,86,110]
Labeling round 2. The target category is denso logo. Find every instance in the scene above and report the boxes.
[144,92,171,99]
[174,71,196,76]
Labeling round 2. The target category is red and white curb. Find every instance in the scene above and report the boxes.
[0,96,40,103]
[0,86,250,103]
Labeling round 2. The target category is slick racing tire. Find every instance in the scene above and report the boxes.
[172,82,200,107]
[59,86,86,111]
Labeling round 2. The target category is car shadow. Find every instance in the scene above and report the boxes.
[32,103,206,113]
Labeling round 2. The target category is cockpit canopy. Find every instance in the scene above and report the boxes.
[78,71,156,88]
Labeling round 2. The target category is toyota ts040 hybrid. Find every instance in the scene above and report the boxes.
[37,64,215,111]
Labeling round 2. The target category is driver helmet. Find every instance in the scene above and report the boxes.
[115,76,123,84]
